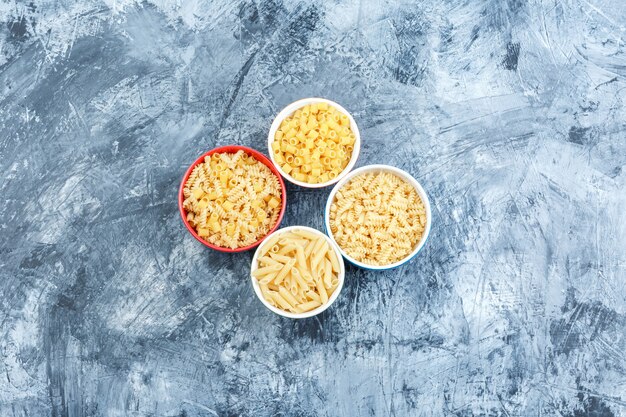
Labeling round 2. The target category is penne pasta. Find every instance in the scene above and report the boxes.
[269,253,293,263]
[311,237,326,255]
[260,284,271,299]
[270,291,294,311]
[327,248,340,273]
[258,271,278,285]
[316,278,328,304]
[295,290,307,305]
[292,229,322,240]
[273,259,295,285]
[288,275,298,295]
[252,263,283,277]
[258,256,280,266]
[296,265,315,285]
[259,234,281,257]
[304,238,317,258]
[323,258,332,289]
[290,238,309,248]
[291,267,309,292]
[295,245,307,270]
[306,290,321,303]
[310,239,328,271]
[279,286,299,307]
[297,300,321,311]
[253,228,342,314]
[278,244,298,255]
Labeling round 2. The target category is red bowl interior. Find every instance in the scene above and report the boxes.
[178,145,287,253]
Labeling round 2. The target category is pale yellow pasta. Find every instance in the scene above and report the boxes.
[292,229,321,240]
[270,292,294,311]
[258,235,281,257]
[304,239,316,257]
[291,267,309,290]
[258,272,277,285]
[182,151,282,249]
[253,229,342,313]
[323,259,332,288]
[327,248,341,273]
[258,256,280,266]
[298,300,321,311]
[279,286,299,307]
[329,171,426,266]
[273,259,294,285]
[310,241,327,272]
[306,290,321,303]
[272,103,355,183]
[295,245,307,270]
[260,283,271,298]
[316,279,328,304]
[278,244,297,255]
[252,264,282,277]
[269,253,292,263]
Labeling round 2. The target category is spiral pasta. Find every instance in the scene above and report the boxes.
[329,171,426,266]
[182,150,282,249]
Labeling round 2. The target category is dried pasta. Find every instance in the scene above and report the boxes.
[271,102,355,184]
[253,229,342,313]
[329,171,426,266]
[182,150,282,249]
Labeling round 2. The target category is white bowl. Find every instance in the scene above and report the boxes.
[324,165,432,270]
[250,226,346,319]
[267,98,361,188]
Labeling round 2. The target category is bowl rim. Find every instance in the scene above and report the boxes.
[267,97,361,189]
[178,145,287,253]
[250,225,346,319]
[324,164,432,270]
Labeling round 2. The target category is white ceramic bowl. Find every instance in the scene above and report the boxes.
[250,226,345,319]
[324,165,432,270]
[267,98,361,188]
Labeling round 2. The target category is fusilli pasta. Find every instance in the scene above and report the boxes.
[329,171,426,266]
[182,150,282,249]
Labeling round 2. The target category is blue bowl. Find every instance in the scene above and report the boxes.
[324,164,432,270]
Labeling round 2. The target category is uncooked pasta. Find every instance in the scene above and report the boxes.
[182,150,282,249]
[252,228,342,314]
[329,171,426,266]
[271,102,355,184]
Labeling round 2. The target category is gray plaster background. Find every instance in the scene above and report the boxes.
[1,0,625,416]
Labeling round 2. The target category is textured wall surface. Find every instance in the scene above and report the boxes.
[1,0,625,416]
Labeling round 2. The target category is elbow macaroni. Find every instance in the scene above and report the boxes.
[272,103,355,184]
[329,172,426,266]
[182,150,282,249]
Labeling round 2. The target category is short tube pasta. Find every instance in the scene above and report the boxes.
[273,103,355,184]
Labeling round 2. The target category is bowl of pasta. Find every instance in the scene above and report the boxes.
[267,98,361,188]
[179,145,287,253]
[324,165,431,270]
[250,226,345,318]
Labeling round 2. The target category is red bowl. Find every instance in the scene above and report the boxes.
[178,145,287,253]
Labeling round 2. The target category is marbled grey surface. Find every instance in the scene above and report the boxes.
[1,0,625,416]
